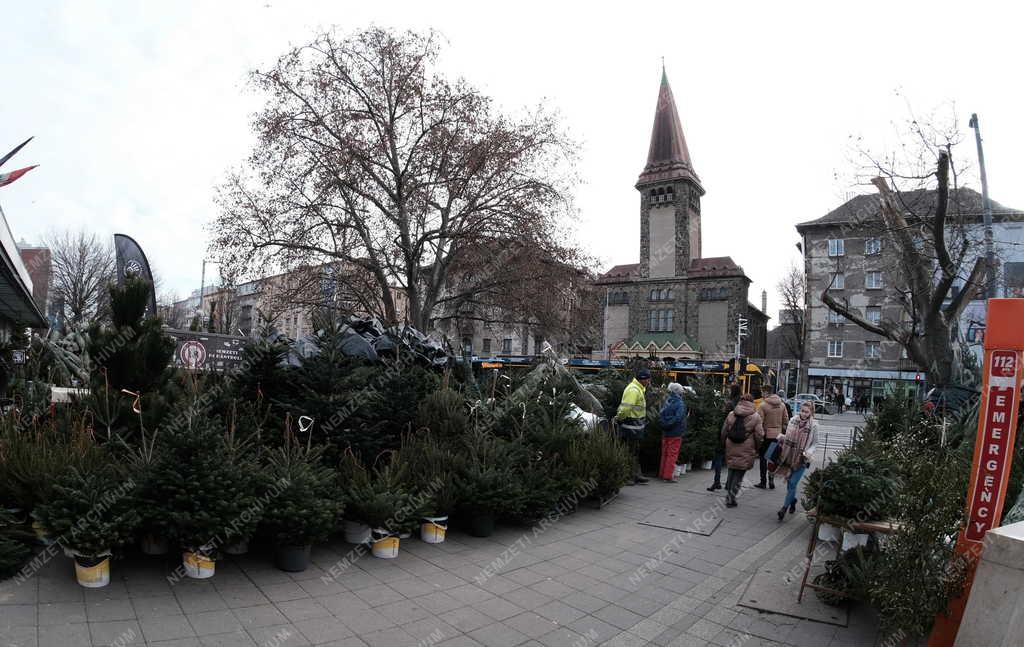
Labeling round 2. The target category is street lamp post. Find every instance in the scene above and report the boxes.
[968,113,996,298]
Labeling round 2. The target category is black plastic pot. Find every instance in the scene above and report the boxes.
[468,515,495,538]
[274,544,311,572]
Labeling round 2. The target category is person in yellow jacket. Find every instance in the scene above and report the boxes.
[616,368,652,484]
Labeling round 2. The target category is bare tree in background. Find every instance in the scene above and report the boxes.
[45,230,115,328]
[776,262,805,360]
[212,28,579,332]
[819,114,1007,385]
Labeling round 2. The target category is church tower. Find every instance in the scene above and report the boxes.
[636,68,704,279]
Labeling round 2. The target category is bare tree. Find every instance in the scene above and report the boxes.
[820,146,989,385]
[45,230,115,328]
[211,28,577,331]
[776,262,805,360]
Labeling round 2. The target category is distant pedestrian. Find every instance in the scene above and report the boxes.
[754,391,789,490]
[707,384,742,491]
[834,389,844,414]
[616,368,652,485]
[658,382,688,482]
[720,394,764,508]
[778,390,792,418]
[774,401,818,521]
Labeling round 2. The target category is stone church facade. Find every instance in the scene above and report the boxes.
[598,70,767,361]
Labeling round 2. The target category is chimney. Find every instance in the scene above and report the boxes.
[761,290,767,314]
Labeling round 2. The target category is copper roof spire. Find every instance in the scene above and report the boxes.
[637,66,701,190]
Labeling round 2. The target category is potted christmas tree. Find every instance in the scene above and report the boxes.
[455,432,524,537]
[342,451,416,558]
[399,433,460,544]
[259,438,341,572]
[142,405,258,579]
[33,462,139,587]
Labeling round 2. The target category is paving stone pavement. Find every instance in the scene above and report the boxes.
[1,462,895,647]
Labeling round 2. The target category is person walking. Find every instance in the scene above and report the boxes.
[774,401,819,520]
[754,390,790,490]
[720,394,764,507]
[707,384,742,491]
[616,368,652,485]
[658,382,688,482]
[778,390,793,418]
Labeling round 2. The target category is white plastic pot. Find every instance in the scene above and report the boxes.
[420,516,448,544]
[817,523,842,543]
[182,551,216,579]
[371,528,399,559]
[842,530,870,551]
[343,520,372,544]
[73,552,111,588]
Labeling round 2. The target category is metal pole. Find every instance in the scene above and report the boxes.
[969,113,996,298]
[199,259,206,321]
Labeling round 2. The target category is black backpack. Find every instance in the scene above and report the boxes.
[727,413,750,444]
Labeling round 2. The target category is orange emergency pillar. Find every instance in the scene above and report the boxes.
[929,299,1024,646]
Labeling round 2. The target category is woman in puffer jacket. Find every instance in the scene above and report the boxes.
[755,392,790,490]
[719,394,764,507]
[658,383,688,482]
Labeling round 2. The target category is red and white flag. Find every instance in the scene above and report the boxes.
[0,165,38,188]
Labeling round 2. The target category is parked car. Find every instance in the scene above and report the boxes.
[790,393,835,415]
[923,385,980,418]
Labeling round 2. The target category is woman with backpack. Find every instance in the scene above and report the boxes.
[658,382,688,482]
[773,401,819,521]
[720,394,764,508]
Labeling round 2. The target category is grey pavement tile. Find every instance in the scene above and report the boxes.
[397,618,460,643]
[502,612,557,640]
[233,604,288,630]
[88,620,143,646]
[86,598,137,622]
[246,624,309,647]
[187,610,244,637]
[496,588,551,612]
[150,639,202,647]
[259,583,310,604]
[1,581,39,606]
[197,629,258,647]
[2,603,38,628]
[472,596,524,622]
[351,585,403,607]
[334,608,393,635]
[438,607,494,633]
[466,621,530,647]
[313,592,369,616]
[434,638,484,647]
[0,625,37,647]
[37,623,90,647]
[567,615,620,644]
[132,595,184,619]
[358,626,418,647]
[445,584,494,605]
[371,599,429,626]
[295,579,346,599]
[390,578,441,599]
[410,591,462,616]
[274,599,331,623]
[536,626,589,647]
[534,599,585,626]
[175,592,228,615]
[526,580,573,599]
[138,615,196,643]
[217,588,270,610]
[292,616,353,645]
[560,591,607,615]
[592,603,643,631]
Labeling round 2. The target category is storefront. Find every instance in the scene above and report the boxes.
[807,367,925,407]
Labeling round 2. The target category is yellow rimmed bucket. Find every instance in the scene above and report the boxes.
[420,516,448,544]
[74,554,110,588]
[371,529,400,558]
[182,551,216,579]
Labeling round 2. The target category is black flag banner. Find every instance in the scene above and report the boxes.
[113,234,158,318]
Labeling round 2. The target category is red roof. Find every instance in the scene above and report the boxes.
[637,70,702,190]
[688,256,744,278]
[597,263,639,284]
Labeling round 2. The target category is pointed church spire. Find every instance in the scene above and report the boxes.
[637,67,702,190]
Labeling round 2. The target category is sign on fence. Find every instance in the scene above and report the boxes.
[165,328,246,373]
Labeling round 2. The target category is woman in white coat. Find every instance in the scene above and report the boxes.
[773,401,818,521]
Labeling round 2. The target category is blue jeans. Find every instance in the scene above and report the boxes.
[783,464,808,509]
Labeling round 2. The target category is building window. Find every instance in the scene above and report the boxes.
[828,239,845,257]
[866,271,884,289]
[501,338,512,354]
[461,337,472,353]
[699,287,728,301]
[828,310,846,325]
[828,340,844,358]
[865,341,881,359]
[482,338,492,354]
[649,288,673,301]
[608,291,630,305]
[830,273,845,290]
[867,307,881,325]
[865,238,882,255]
[648,309,674,332]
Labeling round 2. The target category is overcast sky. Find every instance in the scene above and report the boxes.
[2,1,1022,322]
